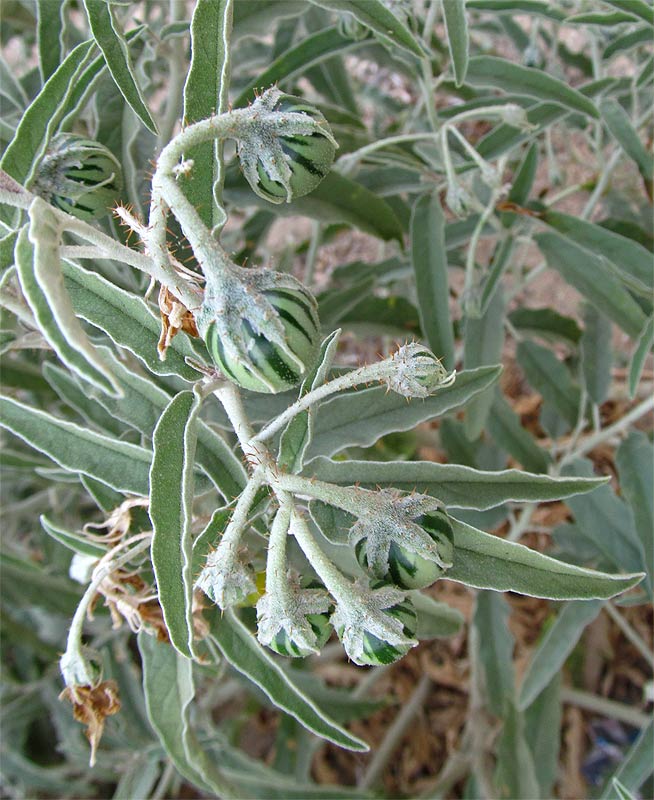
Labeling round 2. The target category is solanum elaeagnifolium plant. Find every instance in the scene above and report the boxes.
[1,1,652,798]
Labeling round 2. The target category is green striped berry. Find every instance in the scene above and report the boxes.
[204,284,320,393]
[335,584,417,666]
[33,134,122,220]
[355,510,455,590]
[237,89,337,204]
[268,609,332,658]
[257,579,333,658]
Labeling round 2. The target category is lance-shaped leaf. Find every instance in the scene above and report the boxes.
[616,432,653,596]
[580,303,612,405]
[61,258,203,382]
[518,599,604,710]
[235,27,366,107]
[446,517,644,600]
[517,340,581,428]
[40,515,107,559]
[600,97,654,182]
[443,0,469,86]
[86,346,246,498]
[83,0,157,133]
[628,316,654,399]
[488,391,551,474]
[306,0,424,58]
[0,394,150,495]
[464,286,505,440]
[138,633,236,796]
[541,210,653,294]
[43,363,125,437]
[494,702,540,800]
[150,391,201,658]
[465,56,599,118]
[599,722,654,800]
[305,457,606,510]
[411,591,464,639]
[225,168,404,243]
[0,40,94,188]
[305,365,501,458]
[603,0,654,26]
[562,458,646,576]
[211,609,368,752]
[36,0,64,82]
[474,591,515,716]
[535,232,647,339]
[182,0,233,231]
[17,203,121,396]
[523,673,561,799]
[410,192,455,371]
[279,329,341,473]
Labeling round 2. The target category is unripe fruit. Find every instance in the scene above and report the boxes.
[236,90,337,205]
[204,284,320,393]
[355,510,455,590]
[33,134,122,220]
[336,585,417,666]
[258,580,333,658]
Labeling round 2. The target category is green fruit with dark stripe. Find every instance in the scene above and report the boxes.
[337,585,417,666]
[268,612,332,658]
[241,95,336,204]
[355,510,455,590]
[204,285,320,393]
[34,134,122,220]
[263,580,333,658]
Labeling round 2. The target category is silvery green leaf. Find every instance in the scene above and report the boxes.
[518,599,604,710]
[599,722,653,800]
[487,391,551,474]
[465,56,599,118]
[535,232,647,339]
[182,0,233,231]
[628,316,654,399]
[447,517,644,600]
[279,329,341,473]
[561,458,646,575]
[61,258,204,382]
[542,210,653,295]
[474,591,515,716]
[616,432,654,597]
[150,391,201,658]
[601,98,654,181]
[138,633,236,796]
[305,365,501,458]
[83,0,157,133]
[210,608,369,751]
[464,286,505,440]
[87,346,246,498]
[411,591,464,639]
[306,456,607,510]
[36,0,64,83]
[0,40,95,192]
[410,192,455,371]
[493,702,540,800]
[0,394,151,495]
[309,499,355,545]
[523,673,561,799]
[16,206,120,396]
[40,515,107,559]
[580,303,612,405]
[234,27,367,108]
[443,0,469,87]
[305,0,424,58]
[517,340,581,427]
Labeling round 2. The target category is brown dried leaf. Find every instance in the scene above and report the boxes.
[60,680,121,766]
